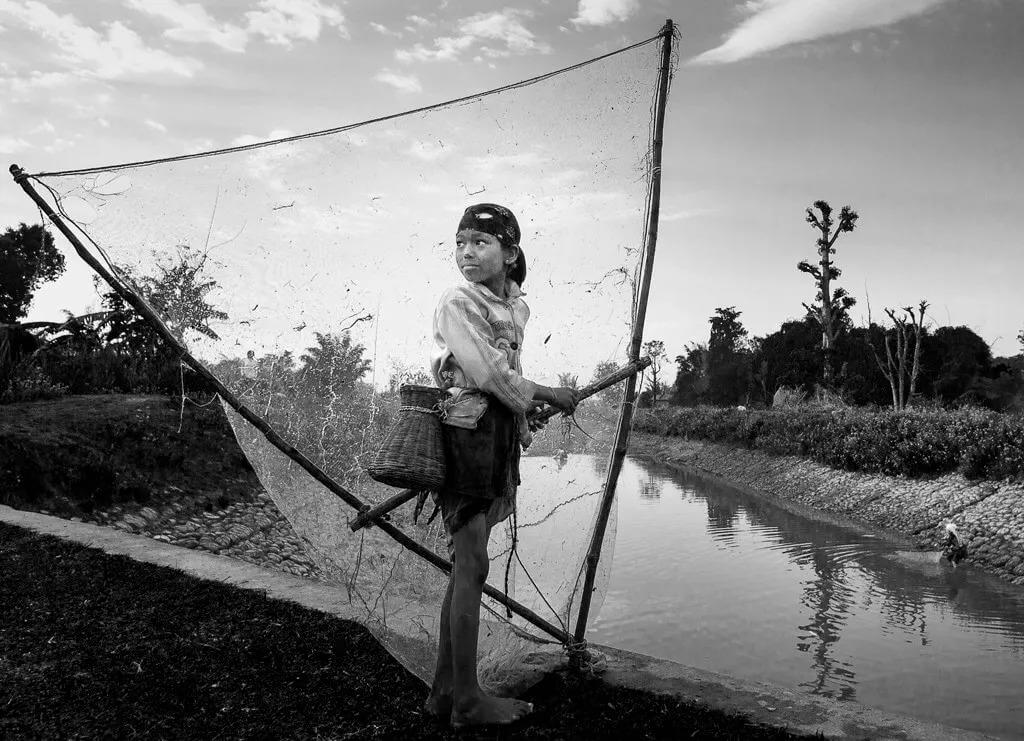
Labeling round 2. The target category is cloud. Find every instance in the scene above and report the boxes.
[406,14,432,28]
[375,67,422,93]
[125,0,249,53]
[370,21,402,38]
[692,0,949,65]
[245,0,348,47]
[230,128,294,147]
[0,1,200,78]
[570,0,639,27]
[396,9,550,63]
[0,134,31,154]
[144,118,168,133]
[407,139,451,161]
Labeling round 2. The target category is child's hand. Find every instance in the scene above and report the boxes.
[548,386,580,415]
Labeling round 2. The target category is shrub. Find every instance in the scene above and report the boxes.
[0,361,68,403]
[635,405,1024,481]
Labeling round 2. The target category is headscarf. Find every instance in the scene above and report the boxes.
[457,203,526,286]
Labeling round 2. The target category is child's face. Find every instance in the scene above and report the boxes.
[455,228,512,286]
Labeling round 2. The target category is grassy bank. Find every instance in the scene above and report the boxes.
[0,521,817,740]
[636,405,1024,481]
[0,395,257,516]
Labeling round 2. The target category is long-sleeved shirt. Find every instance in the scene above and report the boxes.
[431,279,536,416]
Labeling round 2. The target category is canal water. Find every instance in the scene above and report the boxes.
[580,456,1024,739]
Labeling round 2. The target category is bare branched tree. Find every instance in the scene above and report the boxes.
[868,300,929,410]
[799,200,858,386]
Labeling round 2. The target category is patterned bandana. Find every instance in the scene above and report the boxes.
[456,203,527,286]
[457,203,521,245]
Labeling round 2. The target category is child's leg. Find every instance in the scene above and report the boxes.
[424,576,455,716]
[448,512,532,727]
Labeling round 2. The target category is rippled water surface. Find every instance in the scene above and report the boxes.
[578,457,1024,739]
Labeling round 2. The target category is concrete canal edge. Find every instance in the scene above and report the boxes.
[629,432,1024,586]
[1,505,997,741]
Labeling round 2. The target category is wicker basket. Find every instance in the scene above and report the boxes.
[368,384,446,490]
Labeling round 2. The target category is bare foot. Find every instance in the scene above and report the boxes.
[424,691,452,720]
[451,694,534,728]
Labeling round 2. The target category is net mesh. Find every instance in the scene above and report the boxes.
[29,36,666,692]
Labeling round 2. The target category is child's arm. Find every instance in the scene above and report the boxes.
[435,296,578,416]
[435,296,536,414]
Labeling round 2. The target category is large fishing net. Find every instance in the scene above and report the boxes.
[23,31,673,692]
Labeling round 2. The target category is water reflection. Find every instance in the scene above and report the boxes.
[587,456,1024,739]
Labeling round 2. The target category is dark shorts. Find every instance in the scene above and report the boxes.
[436,396,520,537]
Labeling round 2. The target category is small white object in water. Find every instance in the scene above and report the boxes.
[941,522,968,567]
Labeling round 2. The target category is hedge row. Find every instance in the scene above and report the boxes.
[634,406,1024,481]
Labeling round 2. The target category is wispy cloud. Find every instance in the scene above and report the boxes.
[245,0,348,47]
[230,128,294,147]
[125,0,248,53]
[0,134,31,154]
[369,21,402,39]
[125,0,346,51]
[570,0,639,27]
[144,118,168,133]
[375,68,422,94]
[692,0,949,65]
[0,1,200,78]
[407,139,451,161]
[396,9,549,63]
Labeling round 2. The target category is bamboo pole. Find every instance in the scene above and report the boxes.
[349,356,653,533]
[9,164,570,646]
[572,19,675,649]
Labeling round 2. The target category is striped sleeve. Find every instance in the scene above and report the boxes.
[434,296,536,414]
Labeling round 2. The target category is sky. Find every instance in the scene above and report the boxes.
[1,0,1022,362]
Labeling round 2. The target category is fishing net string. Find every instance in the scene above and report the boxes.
[31,34,662,179]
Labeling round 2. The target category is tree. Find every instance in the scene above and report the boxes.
[750,318,821,403]
[0,223,65,323]
[919,325,992,405]
[590,359,622,405]
[798,201,858,386]
[134,247,228,341]
[867,301,928,410]
[707,307,751,406]
[641,339,666,406]
[672,342,708,406]
[1018,328,1024,355]
[297,331,372,400]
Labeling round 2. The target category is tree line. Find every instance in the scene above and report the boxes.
[642,201,1024,413]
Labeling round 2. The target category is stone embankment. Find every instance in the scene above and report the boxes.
[75,488,325,581]
[629,432,1024,586]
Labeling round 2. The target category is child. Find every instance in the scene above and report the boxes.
[425,203,579,728]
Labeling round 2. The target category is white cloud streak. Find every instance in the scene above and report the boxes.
[245,0,348,47]
[396,9,549,63]
[125,0,248,53]
[0,134,31,154]
[570,0,639,27]
[0,0,200,78]
[375,68,422,94]
[144,118,168,133]
[692,0,949,65]
[126,0,348,51]
[370,21,402,38]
